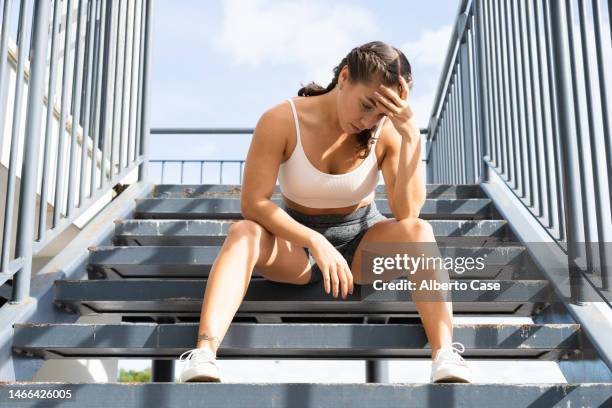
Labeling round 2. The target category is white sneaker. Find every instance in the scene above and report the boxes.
[178,348,221,383]
[430,342,473,383]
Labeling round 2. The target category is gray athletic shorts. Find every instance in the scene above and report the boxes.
[282,201,388,284]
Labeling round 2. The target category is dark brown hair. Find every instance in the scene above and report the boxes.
[297,41,413,157]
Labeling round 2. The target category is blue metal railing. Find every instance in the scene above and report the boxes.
[0,0,154,303]
[149,128,428,184]
[426,0,611,300]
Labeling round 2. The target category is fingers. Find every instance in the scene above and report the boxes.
[330,264,340,298]
[338,265,348,299]
[322,266,331,295]
[346,264,354,295]
[376,83,404,107]
[399,76,410,100]
[373,90,401,117]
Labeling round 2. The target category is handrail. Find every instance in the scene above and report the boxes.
[425,0,611,303]
[0,0,154,303]
[149,128,428,184]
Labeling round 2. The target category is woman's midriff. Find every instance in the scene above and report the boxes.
[281,194,374,216]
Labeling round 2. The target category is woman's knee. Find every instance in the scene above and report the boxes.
[396,218,434,240]
[227,220,267,242]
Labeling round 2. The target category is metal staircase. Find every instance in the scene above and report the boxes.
[9,183,612,406]
[1,0,612,406]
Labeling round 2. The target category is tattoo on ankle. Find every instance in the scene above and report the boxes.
[197,333,221,345]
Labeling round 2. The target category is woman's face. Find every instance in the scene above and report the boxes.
[336,66,396,134]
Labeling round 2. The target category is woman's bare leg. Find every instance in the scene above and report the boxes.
[195,219,313,355]
[350,218,453,359]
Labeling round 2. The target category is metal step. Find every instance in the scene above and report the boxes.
[134,198,495,220]
[12,323,579,359]
[86,245,537,280]
[54,279,553,316]
[151,183,488,199]
[113,219,512,246]
[1,383,611,407]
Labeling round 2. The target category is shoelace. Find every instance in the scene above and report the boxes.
[179,348,214,364]
[436,342,468,366]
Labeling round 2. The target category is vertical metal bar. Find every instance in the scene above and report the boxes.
[591,0,612,210]
[517,0,535,208]
[90,0,106,196]
[0,0,13,139]
[180,161,184,184]
[219,161,223,184]
[482,0,494,172]
[239,161,243,185]
[474,0,490,183]
[127,0,142,166]
[460,36,475,184]
[525,2,546,217]
[38,0,63,241]
[490,0,502,171]
[151,359,175,382]
[78,0,97,207]
[200,161,204,184]
[543,0,566,241]
[579,0,612,290]
[1,0,30,274]
[138,0,153,182]
[119,0,134,172]
[438,112,450,183]
[499,0,511,184]
[66,0,87,217]
[534,0,555,229]
[53,0,75,227]
[549,0,586,304]
[467,23,480,182]
[110,0,124,182]
[100,0,115,190]
[566,0,596,274]
[12,0,51,302]
[161,160,165,183]
[365,360,388,383]
[505,0,520,193]
[135,0,146,165]
[453,81,459,184]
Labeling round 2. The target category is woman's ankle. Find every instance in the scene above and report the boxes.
[196,333,221,355]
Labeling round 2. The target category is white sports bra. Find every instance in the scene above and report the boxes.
[278,97,385,208]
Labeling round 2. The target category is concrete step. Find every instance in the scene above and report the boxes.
[12,322,580,359]
[2,382,611,407]
[151,183,488,199]
[54,279,553,317]
[2,383,611,407]
[134,197,497,220]
[86,245,538,280]
[113,219,512,246]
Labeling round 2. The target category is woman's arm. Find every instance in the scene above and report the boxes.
[240,104,320,249]
[380,120,427,220]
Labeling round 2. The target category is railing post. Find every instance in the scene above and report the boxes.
[549,0,586,305]
[473,0,489,183]
[138,0,154,182]
[11,0,51,303]
[427,117,438,183]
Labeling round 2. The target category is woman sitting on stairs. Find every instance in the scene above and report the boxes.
[178,40,473,384]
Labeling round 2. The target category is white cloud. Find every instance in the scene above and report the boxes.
[399,24,453,67]
[396,24,454,127]
[211,0,379,84]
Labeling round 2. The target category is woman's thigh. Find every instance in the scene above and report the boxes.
[350,218,433,284]
[232,220,314,285]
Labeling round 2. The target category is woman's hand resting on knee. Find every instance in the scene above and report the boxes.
[308,233,354,299]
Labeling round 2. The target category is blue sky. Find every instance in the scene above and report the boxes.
[148,0,460,182]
